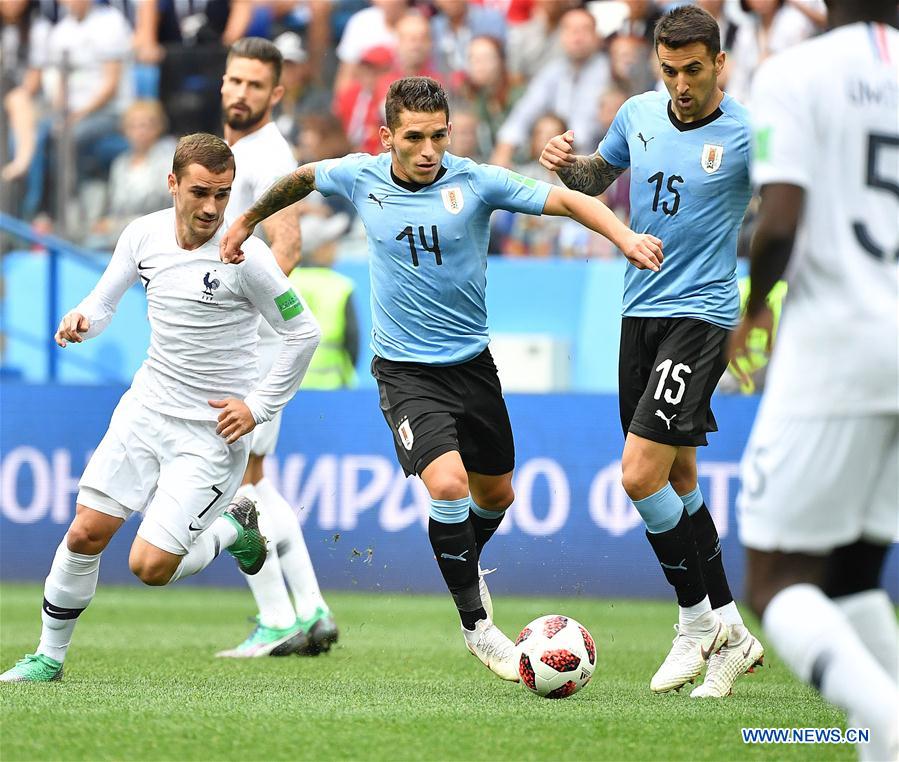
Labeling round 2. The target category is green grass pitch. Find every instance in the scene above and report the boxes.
[1,583,850,761]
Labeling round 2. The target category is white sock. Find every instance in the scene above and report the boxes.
[240,482,297,629]
[679,596,712,629]
[168,516,238,583]
[714,600,745,628]
[835,589,899,684]
[764,584,899,761]
[37,537,102,663]
[256,477,326,621]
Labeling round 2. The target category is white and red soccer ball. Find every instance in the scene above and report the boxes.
[515,615,597,698]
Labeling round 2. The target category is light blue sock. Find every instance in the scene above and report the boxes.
[679,485,704,517]
[469,502,505,520]
[634,483,684,534]
[429,497,470,524]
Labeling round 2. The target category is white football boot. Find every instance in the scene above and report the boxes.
[478,566,495,620]
[462,618,520,682]
[690,624,764,697]
[650,611,727,693]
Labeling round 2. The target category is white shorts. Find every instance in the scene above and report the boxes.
[738,410,899,553]
[77,391,250,555]
[250,322,283,456]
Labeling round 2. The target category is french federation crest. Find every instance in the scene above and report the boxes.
[441,186,464,215]
[701,143,724,174]
[397,416,414,450]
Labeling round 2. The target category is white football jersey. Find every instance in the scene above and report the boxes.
[73,209,318,424]
[750,22,899,416]
[225,121,297,223]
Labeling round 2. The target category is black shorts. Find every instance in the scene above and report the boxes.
[371,348,515,477]
[619,317,730,447]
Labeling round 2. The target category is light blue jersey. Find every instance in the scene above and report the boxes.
[316,152,551,363]
[598,91,752,328]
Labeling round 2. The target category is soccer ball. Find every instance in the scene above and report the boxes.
[515,615,596,698]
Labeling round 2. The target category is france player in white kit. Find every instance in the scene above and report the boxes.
[221,77,663,681]
[732,1,898,757]
[541,5,763,697]
[0,134,321,683]
[216,37,338,659]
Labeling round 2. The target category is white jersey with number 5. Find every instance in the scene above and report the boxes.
[750,22,899,416]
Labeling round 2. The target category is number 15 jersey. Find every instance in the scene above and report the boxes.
[598,90,753,329]
[316,151,551,364]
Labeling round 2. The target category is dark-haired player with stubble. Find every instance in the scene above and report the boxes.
[220,76,663,682]
[541,4,763,697]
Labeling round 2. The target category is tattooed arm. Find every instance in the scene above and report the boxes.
[244,163,318,228]
[539,130,626,197]
[557,153,626,196]
[222,163,318,264]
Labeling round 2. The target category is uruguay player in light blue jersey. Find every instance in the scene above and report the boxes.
[541,4,763,698]
[220,76,663,683]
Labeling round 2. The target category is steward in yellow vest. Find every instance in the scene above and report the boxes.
[289,267,358,389]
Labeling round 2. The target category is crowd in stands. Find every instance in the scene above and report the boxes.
[0,0,827,258]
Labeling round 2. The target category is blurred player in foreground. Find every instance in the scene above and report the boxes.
[220,76,663,681]
[541,5,762,697]
[733,0,898,757]
[0,134,320,683]
[217,36,337,659]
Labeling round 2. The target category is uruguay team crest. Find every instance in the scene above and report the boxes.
[441,186,464,215]
[397,416,414,450]
[701,143,724,173]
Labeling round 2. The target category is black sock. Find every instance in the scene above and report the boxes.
[645,509,707,607]
[689,504,733,609]
[428,517,485,629]
[468,507,505,558]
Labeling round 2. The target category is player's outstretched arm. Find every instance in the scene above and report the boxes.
[542,186,663,272]
[221,163,319,265]
[539,130,626,197]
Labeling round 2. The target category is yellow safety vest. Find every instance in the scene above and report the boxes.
[727,277,788,394]
[289,267,357,389]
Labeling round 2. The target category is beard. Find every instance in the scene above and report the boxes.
[224,103,267,131]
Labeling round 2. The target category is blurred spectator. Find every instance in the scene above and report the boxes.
[383,11,441,80]
[608,34,654,95]
[1,0,51,198]
[727,0,825,102]
[133,0,254,135]
[505,0,576,86]
[449,35,519,160]
[616,0,664,44]
[84,99,175,249]
[430,0,507,78]
[447,109,484,162]
[294,111,355,262]
[271,31,330,145]
[296,112,357,227]
[333,45,394,155]
[44,0,133,184]
[696,0,741,52]
[501,112,570,257]
[333,0,407,91]
[492,7,609,166]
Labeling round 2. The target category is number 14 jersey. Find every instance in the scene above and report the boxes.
[316,152,551,365]
[598,90,753,329]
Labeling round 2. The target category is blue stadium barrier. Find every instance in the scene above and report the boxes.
[2,384,896,601]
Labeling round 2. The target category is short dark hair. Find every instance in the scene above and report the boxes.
[227,36,283,85]
[384,77,450,130]
[172,133,235,179]
[654,5,721,58]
